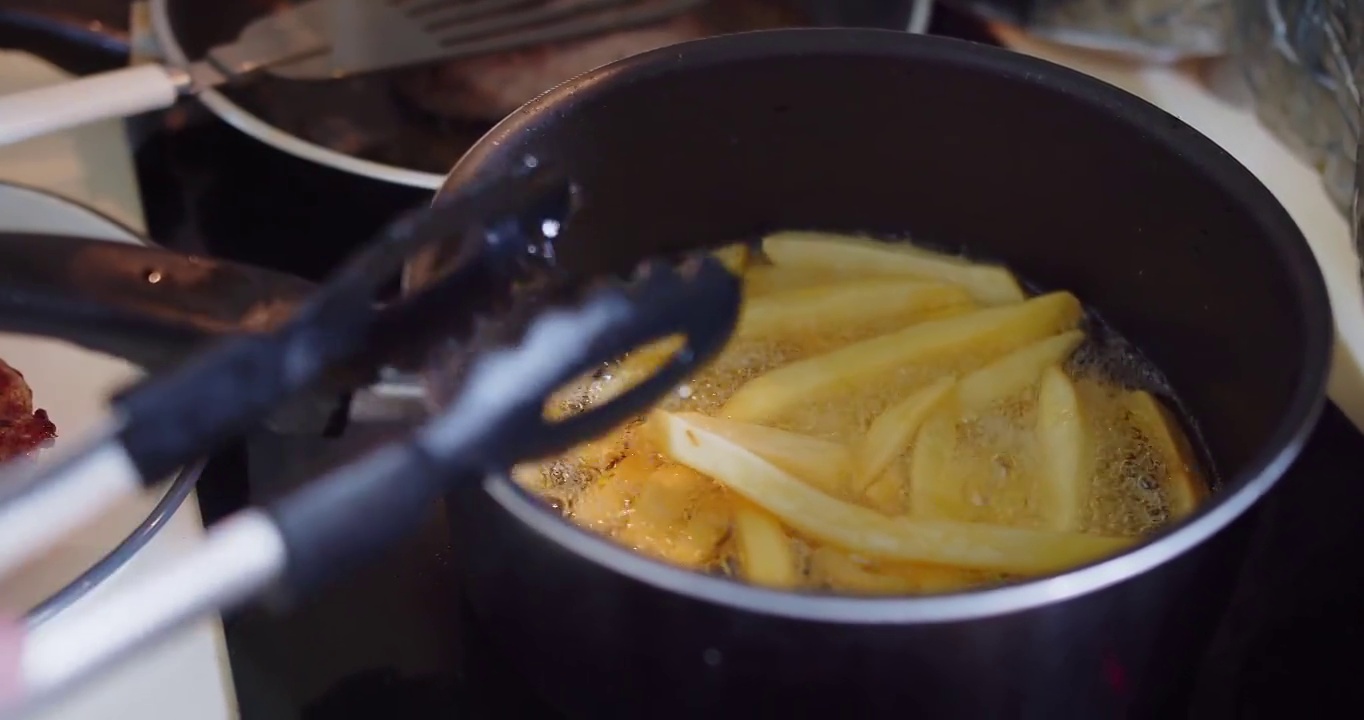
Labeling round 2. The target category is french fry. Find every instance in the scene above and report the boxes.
[861,462,908,515]
[1035,366,1093,532]
[569,454,656,533]
[732,501,798,588]
[722,292,1082,424]
[744,265,854,297]
[618,465,726,567]
[656,411,1131,574]
[856,376,956,489]
[808,547,920,594]
[652,414,833,587]
[736,280,973,342]
[651,412,852,497]
[955,330,1085,410]
[1121,390,1209,519]
[762,231,1026,305]
[675,490,734,566]
[906,409,964,521]
[903,333,1085,523]
[597,336,684,404]
[808,548,984,594]
[712,244,751,275]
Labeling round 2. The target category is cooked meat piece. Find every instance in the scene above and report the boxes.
[394,0,804,121]
[0,359,56,462]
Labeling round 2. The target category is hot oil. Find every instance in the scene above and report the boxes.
[516,242,1216,592]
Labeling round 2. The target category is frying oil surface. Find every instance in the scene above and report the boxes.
[516,232,1211,595]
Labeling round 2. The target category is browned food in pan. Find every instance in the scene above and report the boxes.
[0,358,56,462]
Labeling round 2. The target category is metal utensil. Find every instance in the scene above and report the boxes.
[1,253,740,720]
[0,0,706,146]
[302,0,709,80]
[0,160,571,583]
[0,1,326,145]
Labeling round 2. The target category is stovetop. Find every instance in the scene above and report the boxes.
[7,3,1364,717]
[206,401,1364,720]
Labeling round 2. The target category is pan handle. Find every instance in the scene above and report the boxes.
[0,232,317,371]
[0,64,186,146]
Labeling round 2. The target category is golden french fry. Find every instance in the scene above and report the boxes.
[656,412,1130,574]
[712,244,751,275]
[809,548,984,594]
[732,501,798,588]
[955,330,1085,409]
[744,265,854,297]
[861,462,908,515]
[762,231,1026,305]
[598,336,684,403]
[906,409,964,521]
[1121,390,1209,519]
[569,453,656,533]
[856,376,956,489]
[722,292,1083,424]
[1035,366,1093,532]
[652,412,851,497]
[736,280,973,342]
[808,547,920,594]
[674,490,734,567]
[618,464,726,567]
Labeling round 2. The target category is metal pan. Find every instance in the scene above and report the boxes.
[1,0,922,188]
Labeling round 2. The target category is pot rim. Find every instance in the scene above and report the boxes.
[447,28,1333,623]
[148,0,446,190]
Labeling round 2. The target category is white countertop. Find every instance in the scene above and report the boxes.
[0,51,236,720]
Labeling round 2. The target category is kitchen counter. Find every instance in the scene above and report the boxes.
[995,25,1364,431]
[0,50,236,720]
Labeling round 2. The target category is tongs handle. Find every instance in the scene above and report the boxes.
[273,256,742,595]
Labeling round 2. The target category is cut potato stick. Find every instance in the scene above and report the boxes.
[736,280,973,341]
[861,462,908,515]
[763,231,1026,305]
[808,547,921,594]
[654,412,839,586]
[569,453,656,533]
[955,330,1085,409]
[651,412,851,497]
[723,292,1083,424]
[1035,366,1093,532]
[906,410,964,521]
[674,490,734,566]
[618,465,726,567]
[713,244,751,275]
[732,501,798,588]
[656,412,1130,573]
[808,548,984,595]
[856,376,956,489]
[744,265,857,297]
[1121,390,1209,519]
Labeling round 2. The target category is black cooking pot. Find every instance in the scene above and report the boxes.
[423,29,1333,718]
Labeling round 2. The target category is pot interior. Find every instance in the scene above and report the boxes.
[436,29,1331,596]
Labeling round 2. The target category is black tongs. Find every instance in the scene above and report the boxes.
[0,161,738,591]
[1,200,741,717]
[0,162,569,580]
